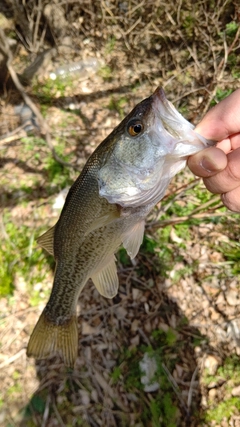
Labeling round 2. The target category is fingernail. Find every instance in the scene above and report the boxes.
[200,157,219,173]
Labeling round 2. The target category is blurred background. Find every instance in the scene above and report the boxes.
[0,1,240,426]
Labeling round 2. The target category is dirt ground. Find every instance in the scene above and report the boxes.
[0,1,240,426]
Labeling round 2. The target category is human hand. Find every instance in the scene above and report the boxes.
[188,89,240,212]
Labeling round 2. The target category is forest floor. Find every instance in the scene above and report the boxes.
[0,1,240,426]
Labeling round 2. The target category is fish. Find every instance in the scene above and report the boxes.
[27,87,214,366]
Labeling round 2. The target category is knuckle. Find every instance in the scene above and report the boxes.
[221,191,240,213]
[203,177,221,194]
[227,162,240,182]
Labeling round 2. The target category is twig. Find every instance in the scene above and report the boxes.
[147,210,236,230]
[33,0,43,52]
[52,401,65,427]
[41,393,51,427]
[160,179,200,214]
[190,195,220,215]
[162,362,188,412]
[0,348,26,369]
[202,25,240,114]
[187,366,198,410]
[0,124,28,146]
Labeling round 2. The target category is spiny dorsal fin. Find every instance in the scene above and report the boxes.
[91,256,119,299]
[37,226,55,256]
[122,220,145,259]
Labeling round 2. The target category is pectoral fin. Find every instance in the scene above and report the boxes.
[122,220,145,259]
[37,226,55,255]
[85,208,120,236]
[91,256,119,299]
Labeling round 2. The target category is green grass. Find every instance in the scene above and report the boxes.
[211,88,234,106]
[225,21,239,37]
[0,214,53,299]
[32,75,73,104]
[105,36,116,54]
[206,397,240,423]
[107,96,128,119]
[98,65,113,81]
[203,356,240,422]
[219,241,240,275]
[21,135,73,189]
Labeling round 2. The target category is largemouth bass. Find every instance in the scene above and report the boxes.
[27,87,213,366]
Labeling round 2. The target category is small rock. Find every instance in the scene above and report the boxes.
[204,354,221,375]
[130,335,140,347]
[226,290,239,306]
[232,385,240,397]
[81,321,99,335]
[79,389,90,405]
[131,319,139,332]
[208,388,217,401]
[158,322,169,333]
[132,288,142,300]
[115,306,128,319]
[15,275,27,293]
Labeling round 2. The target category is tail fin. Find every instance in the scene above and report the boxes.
[27,311,78,367]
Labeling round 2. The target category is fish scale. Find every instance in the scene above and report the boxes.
[27,87,214,366]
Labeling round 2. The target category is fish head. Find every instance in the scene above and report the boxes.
[98,87,214,208]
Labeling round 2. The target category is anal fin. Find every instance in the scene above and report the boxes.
[91,256,119,299]
[122,220,145,259]
[37,226,55,256]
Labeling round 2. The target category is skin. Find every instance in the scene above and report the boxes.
[188,89,240,212]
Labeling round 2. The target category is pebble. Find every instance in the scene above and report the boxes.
[231,385,240,397]
[208,388,217,400]
[204,354,221,375]
[226,290,239,306]
[79,389,90,405]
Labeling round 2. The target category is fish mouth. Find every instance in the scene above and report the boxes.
[151,86,215,150]
[151,86,192,136]
[151,87,168,106]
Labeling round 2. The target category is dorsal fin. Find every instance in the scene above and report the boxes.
[91,256,119,299]
[122,220,145,259]
[37,226,55,255]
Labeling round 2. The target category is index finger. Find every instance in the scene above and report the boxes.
[195,89,240,146]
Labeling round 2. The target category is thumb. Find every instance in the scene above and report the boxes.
[187,147,227,177]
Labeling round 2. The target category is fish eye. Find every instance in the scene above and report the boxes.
[127,120,144,137]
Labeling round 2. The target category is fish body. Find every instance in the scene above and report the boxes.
[27,87,213,366]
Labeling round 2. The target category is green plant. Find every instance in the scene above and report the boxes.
[206,397,240,423]
[0,214,53,299]
[225,21,239,37]
[219,241,240,274]
[105,36,116,53]
[107,96,128,119]
[211,88,234,106]
[32,76,73,104]
[98,65,113,81]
